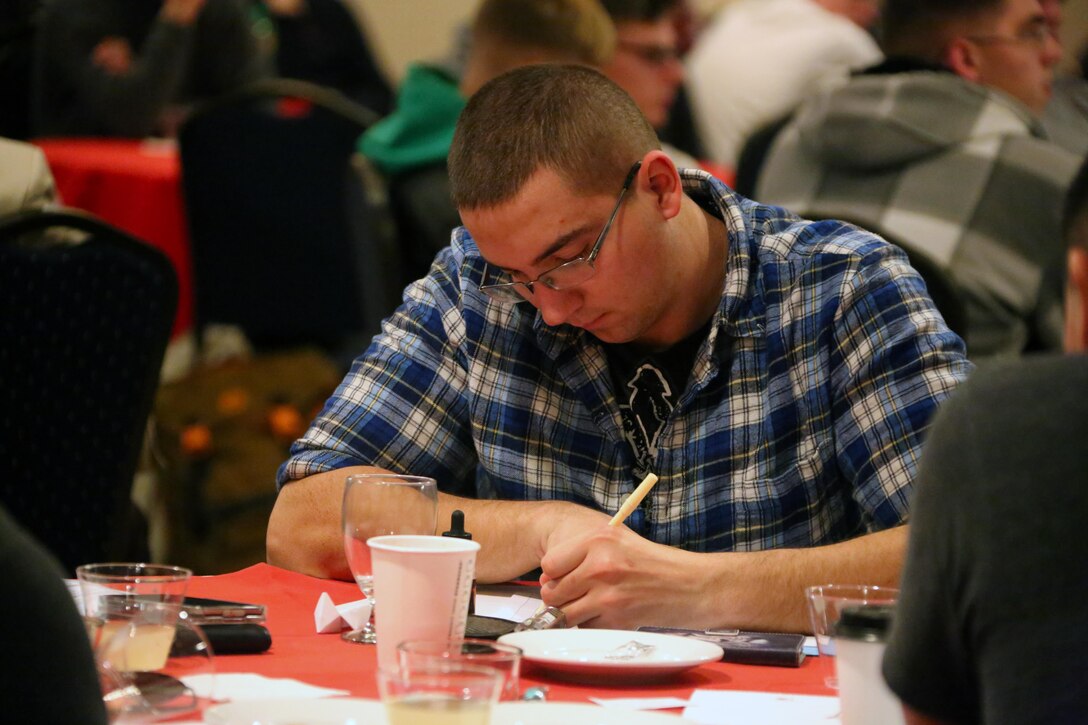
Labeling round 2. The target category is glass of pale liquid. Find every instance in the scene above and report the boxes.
[398,638,522,701]
[77,564,213,722]
[377,663,503,725]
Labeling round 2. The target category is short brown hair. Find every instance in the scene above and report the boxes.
[881,0,1004,61]
[599,0,679,23]
[449,64,659,210]
[473,0,616,67]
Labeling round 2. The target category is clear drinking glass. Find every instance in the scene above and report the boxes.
[377,663,502,725]
[341,474,438,644]
[398,638,522,701]
[804,584,899,690]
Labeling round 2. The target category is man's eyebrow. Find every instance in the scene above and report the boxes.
[529,224,596,267]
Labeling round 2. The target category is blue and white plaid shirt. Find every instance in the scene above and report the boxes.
[279,170,971,552]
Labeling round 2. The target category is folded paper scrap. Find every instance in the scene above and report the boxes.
[314,590,542,634]
[313,592,372,634]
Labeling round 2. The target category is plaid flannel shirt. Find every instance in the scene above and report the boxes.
[279,171,970,552]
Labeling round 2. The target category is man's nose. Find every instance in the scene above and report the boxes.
[662,56,685,85]
[1042,31,1063,66]
[533,285,582,327]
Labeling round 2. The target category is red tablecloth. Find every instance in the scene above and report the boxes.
[33,138,193,336]
[187,564,832,707]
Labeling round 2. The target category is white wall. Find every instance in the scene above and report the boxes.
[343,0,477,85]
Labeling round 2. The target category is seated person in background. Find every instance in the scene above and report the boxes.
[253,0,393,115]
[597,0,705,170]
[758,0,1079,360]
[0,136,56,214]
[0,503,108,724]
[882,156,1088,725]
[268,65,971,633]
[359,0,614,285]
[32,0,266,138]
[686,0,882,169]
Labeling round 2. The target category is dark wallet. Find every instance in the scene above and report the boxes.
[637,626,806,667]
[201,623,273,654]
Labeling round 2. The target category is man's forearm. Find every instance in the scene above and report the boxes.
[695,525,909,632]
[267,467,602,582]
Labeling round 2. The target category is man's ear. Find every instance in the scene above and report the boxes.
[1065,247,1088,352]
[641,150,683,220]
[944,37,984,82]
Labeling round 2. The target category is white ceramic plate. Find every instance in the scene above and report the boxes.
[204,698,698,724]
[498,629,724,683]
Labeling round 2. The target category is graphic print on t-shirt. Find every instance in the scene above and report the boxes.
[619,362,675,474]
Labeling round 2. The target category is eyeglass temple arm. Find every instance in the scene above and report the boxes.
[587,161,642,264]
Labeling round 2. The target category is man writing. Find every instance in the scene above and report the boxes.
[268,65,970,632]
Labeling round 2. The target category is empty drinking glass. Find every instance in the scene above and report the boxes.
[341,474,438,644]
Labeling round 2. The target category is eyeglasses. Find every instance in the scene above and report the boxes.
[478,161,642,304]
[616,40,681,66]
[966,18,1054,49]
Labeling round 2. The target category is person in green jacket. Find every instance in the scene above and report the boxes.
[360,0,615,285]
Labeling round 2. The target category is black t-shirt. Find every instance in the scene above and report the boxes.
[606,321,711,479]
[882,354,1088,724]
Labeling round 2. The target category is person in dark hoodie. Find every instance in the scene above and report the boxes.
[359,0,615,286]
[757,0,1079,360]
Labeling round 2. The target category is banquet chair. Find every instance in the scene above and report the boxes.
[0,209,177,575]
[734,113,793,200]
[178,78,398,359]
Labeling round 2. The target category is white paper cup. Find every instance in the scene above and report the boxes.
[368,535,481,671]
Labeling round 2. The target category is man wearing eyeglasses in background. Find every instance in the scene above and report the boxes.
[758,0,1080,360]
[268,65,970,632]
[597,0,706,170]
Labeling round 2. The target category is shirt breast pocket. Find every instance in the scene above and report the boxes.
[733,439,850,549]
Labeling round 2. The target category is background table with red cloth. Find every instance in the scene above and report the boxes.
[33,138,193,336]
[188,563,831,707]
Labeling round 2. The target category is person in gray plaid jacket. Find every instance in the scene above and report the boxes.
[758,0,1080,360]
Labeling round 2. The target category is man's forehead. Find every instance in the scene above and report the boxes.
[462,171,607,264]
[994,0,1045,25]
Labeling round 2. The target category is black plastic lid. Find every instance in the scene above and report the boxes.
[442,509,472,540]
[834,603,896,642]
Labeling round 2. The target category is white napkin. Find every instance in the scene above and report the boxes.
[182,673,350,702]
[474,593,541,622]
[681,689,840,724]
[589,696,690,710]
[313,592,372,634]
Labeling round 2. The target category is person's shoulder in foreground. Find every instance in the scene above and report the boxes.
[882,355,1088,724]
[0,504,108,723]
[883,151,1088,725]
[270,64,969,633]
